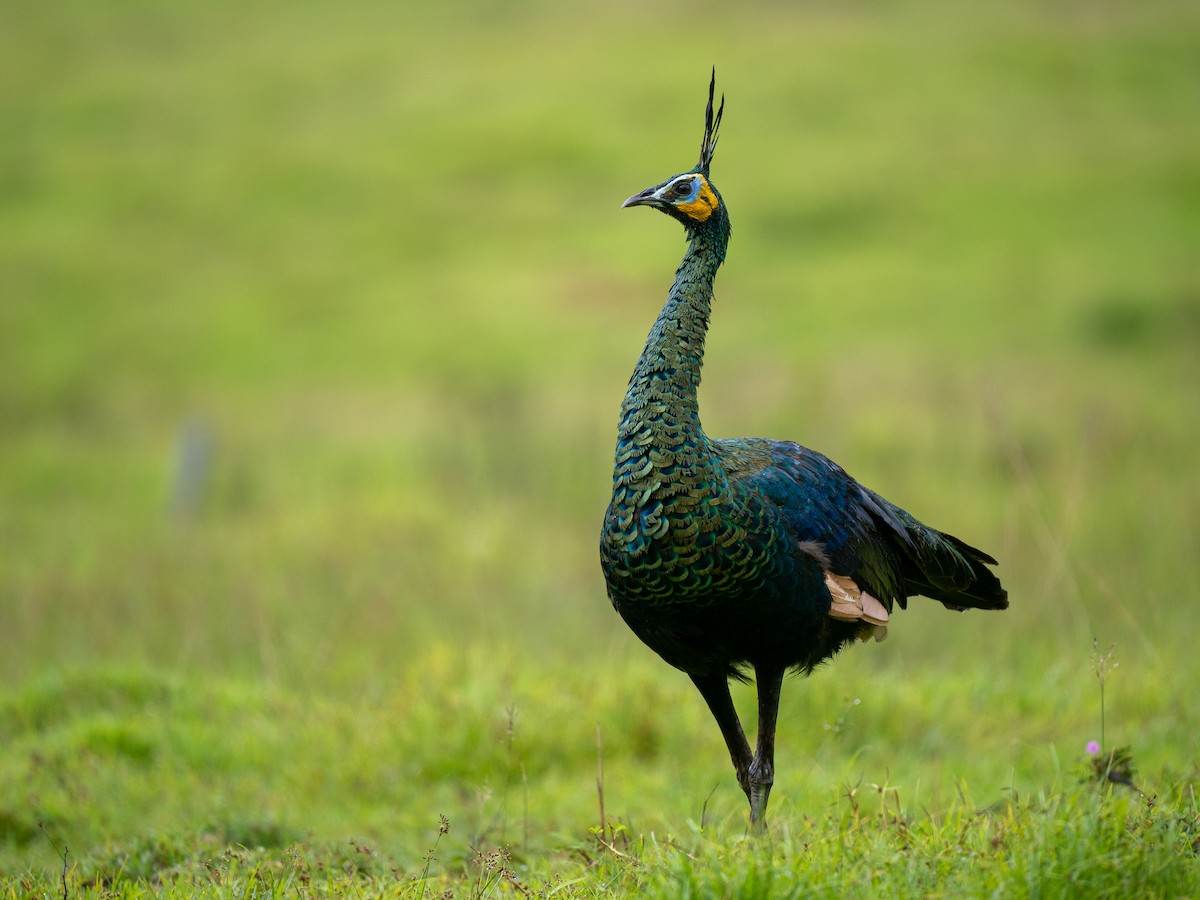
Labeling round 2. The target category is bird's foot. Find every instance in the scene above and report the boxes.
[746,756,774,830]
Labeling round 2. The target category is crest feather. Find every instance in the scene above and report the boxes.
[699,68,724,175]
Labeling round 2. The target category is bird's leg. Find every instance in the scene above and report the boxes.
[689,671,754,800]
[748,665,786,829]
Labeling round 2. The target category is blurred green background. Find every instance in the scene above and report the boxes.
[2,0,1198,882]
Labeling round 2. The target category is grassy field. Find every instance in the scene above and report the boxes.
[3,0,1199,895]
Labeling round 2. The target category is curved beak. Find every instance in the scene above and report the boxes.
[622,186,659,209]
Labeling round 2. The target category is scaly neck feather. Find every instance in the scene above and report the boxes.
[617,226,728,450]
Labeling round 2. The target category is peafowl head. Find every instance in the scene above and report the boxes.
[622,70,730,247]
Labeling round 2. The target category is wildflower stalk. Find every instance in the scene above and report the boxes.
[1091,638,1116,750]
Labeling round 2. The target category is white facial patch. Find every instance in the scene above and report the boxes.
[657,176,701,204]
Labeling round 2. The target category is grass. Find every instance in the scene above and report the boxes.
[3,0,1199,894]
[3,656,1198,896]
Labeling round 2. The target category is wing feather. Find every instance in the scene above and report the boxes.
[716,438,1007,617]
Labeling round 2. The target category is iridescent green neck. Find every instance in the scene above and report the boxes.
[617,231,727,446]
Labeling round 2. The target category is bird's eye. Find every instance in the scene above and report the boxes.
[673,180,693,196]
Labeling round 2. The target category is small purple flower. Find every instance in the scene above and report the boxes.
[1086,740,1101,756]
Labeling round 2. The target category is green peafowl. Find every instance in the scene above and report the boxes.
[600,72,1008,828]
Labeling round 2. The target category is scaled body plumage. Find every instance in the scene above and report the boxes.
[599,72,1007,827]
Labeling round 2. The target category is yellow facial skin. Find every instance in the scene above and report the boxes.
[675,177,720,222]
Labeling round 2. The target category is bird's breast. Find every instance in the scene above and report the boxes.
[602,449,790,607]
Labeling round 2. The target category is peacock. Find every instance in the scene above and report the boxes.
[599,72,1008,828]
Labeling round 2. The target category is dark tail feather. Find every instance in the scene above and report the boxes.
[907,529,1008,612]
[860,486,1008,613]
